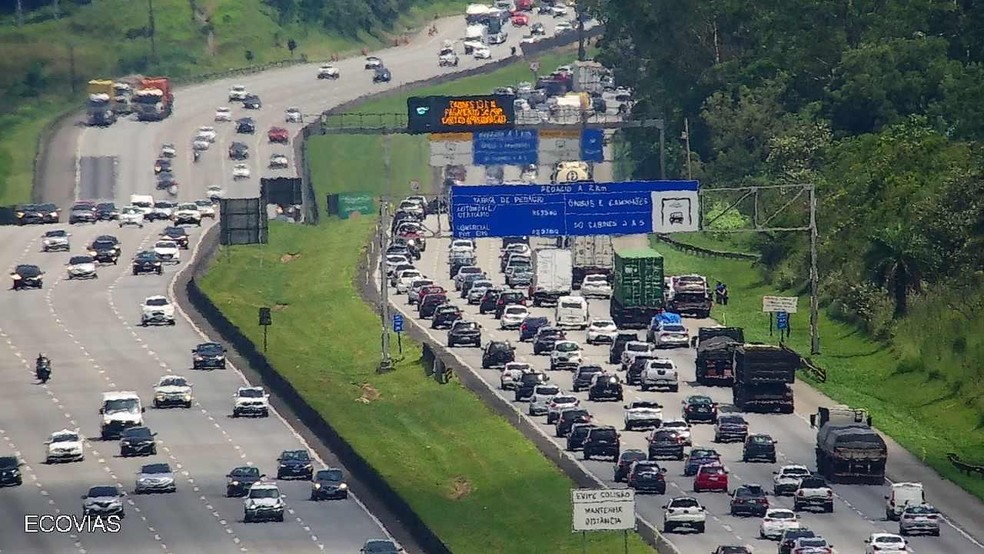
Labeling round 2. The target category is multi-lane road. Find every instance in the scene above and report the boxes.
[0,11,574,554]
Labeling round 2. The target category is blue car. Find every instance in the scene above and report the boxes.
[519,316,549,341]
[683,448,721,476]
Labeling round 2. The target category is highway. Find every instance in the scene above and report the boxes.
[0,11,576,554]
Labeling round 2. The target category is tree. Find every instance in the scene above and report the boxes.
[864,223,933,318]
[245,50,254,63]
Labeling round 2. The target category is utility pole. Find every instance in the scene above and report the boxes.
[52,0,59,20]
[16,0,23,26]
[659,126,666,180]
[148,0,158,65]
[808,185,821,355]
[682,117,693,180]
[67,42,77,94]
[576,6,586,62]
[377,134,394,372]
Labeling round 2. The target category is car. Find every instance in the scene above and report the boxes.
[478,288,502,314]
[566,422,597,451]
[11,264,43,290]
[623,400,663,431]
[549,340,582,371]
[45,429,84,463]
[793,474,834,513]
[511,13,529,26]
[269,153,289,169]
[118,206,145,228]
[693,462,729,493]
[778,529,818,554]
[119,426,157,457]
[232,163,251,179]
[268,126,289,143]
[192,135,210,151]
[192,342,227,370]
[134,462,176,494]
[197,125,217,142]
[499,305,529,330]
[153,240,180,264]
[215,106,232,121]
[448,320,482,347]
[232,386,270,417]
[87,237,120,265]
[242,94,262,109]
[743,434,777,463]
[758,508,802,539]
[790,537,835,553]
[683,447,721,476]
[608,330,640,364]
[207,185,226,201]
[161,226,190,249]
[82,485,125,517]
[587,372,623,401]
[453,265,484,290]
[361,539,407,553]
[153,375,193,408]
[682,395,718,424]
[660,420,692,446]
[530,22,545,35]
[229,141,250,159]
[0,455,23,486]
[228,84,248,101]
[37,202,60,223]
[624,460,666,494]
[140,295,175,326]
[317,64,340,79]
[195,199,216,218]
[662,496,706,533]
[95,202,118,221]
[514,370,550,402]
[160,143,177,157]
[571,364,603,393]
[68,202,97,224]
[151,200,177,220]
[236,117,255,134]
[580,274,613,298]
[499,362,531,391]
[507,267,533,288]
[277,450,314,480]
[373,67,392,83]
[620,340,655,371]
[132,251,163,275]
[41,229,71,252]
[473,45,492,59]
[467,279,495,303]
[898,504,940,536]
[419,293,448,318]
[652,321,690,348]
[310,468,348,500]
[285,106,303,123]
[169,203,200,227]
[243,482,285,522]
[714,414,749,443]
[613,449,647,482]
[546,394,579,424]
[555,21,573,33]
[386,254,410,275]
[639,358,679,392]
[886,482,926,521]
[647,428,686,461]
[518,316,549,342]
[439,51,459,67]
[14,204,44,225]
[226,466,264,497]
[65,255,97,280]
[555,407,592,437]
[431,304,462,330]
[365,56,383,69]
[773,464,811,496]
[711,548,751,554]
[481,340,515,368]
[583,425,620,460]
[730,483,769,516]
[585,319,618,345]
[864,532,910,553]
[527,384,561,415]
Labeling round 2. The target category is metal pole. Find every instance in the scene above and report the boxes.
[577,6,586,62]
[148,0,158,65]
[263,325,268,353]
[809,184,820,355]
[581,531,586,554]
[623,529,628,554]
[378,200,393,371]
[683,117,692,180]
[658,127,666,180]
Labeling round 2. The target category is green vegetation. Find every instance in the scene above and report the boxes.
[201,54,655,553]
[590,0,984,491]
[0,0,470,204]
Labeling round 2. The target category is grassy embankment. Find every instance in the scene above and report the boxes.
[0,0,470,205]
[200,54,655,553]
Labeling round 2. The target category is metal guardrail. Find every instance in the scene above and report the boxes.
[653,233,759,261]
[947,453,984,478]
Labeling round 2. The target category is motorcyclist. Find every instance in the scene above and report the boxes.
[193,150,201,163]
[36,353,50,381]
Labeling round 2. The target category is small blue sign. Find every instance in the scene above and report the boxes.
[580,129,604,162]
[392,314,404,333]
[473,129,539,166]
[776,311,789,330]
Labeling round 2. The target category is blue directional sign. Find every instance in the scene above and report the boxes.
[580,129,604,162]
[450,180,700,238]
[776,311,789,330]
[392,313,404,333]
[472,129,539,165]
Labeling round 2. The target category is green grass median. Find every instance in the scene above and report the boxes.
[200,54,655,553]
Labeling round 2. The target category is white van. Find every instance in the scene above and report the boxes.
[886,482,925,520]
[130,194,154,215]
[555,296,588,329]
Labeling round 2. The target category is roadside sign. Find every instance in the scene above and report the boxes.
[762,296,799,314]
[392,313,404,333]
[571,489,635,532]
[428,133,473,167]
[530,60,540,72]
[409,180,421,192]
[472,129,539,166]
[776,311,789,330]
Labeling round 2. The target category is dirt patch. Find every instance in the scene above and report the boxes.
[447,476,473,501]
[271,303,289,312]
[280,252,302,263]
[355,383,381,404]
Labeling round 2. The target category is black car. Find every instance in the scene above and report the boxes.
[532,326,565,354]
[583,425,620,460]
[431,305,461,329]
[193,342,227,369]
[778,529,817,554]
[82,485,125,517]
[242,94,262,109]
[373,67,392,83]
[132,251,163,275]
[682,395,718,424]
[481,340,515,369]
[609,331,640,364]
[236,117,256,134]
[514,370,549,401]
[714,414,749,443]
[448,321,482,347]
[362,539,403,554]
[229,141,250,159]
[39,203,60,223]
[15,203,45,225]
[519,316,549,341]
[96,202,118,220]
[494,291,526,319]
[742,434,777,463]
[154,158,171,175]
[156,171,178,191]
[277,450,313,480]
[161,227,190,249]
[310,468,348,500]
[627,460,667,494]
[729,484,769,517]
[0,455,23,486]
[587,373,623,402]
[120,426,157,457]
[625,353,658,385]
[531,22,546,35]
[647,429,686,461]
[566,423,597,451]
[226,466,263,497]
[419,293,448,318]
[613,449,647,482]
[69,202,97,224]
[571,365,604,392]
[89,235,121,256]
[555,408,591,437]
[478,289,502,314]
[11,264,43,290]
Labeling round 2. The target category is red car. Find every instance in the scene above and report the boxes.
[418,285,445,305]
[511,13,529,26]
[267,126,289,143]
[693,463,729,493]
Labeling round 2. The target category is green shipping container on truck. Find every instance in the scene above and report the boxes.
[612,248,664,308]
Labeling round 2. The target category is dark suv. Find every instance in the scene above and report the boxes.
[447,321,482,347]
[481,341,515,369]
[588,373,623,402]
[627,460,667,494]
[572,365,604,392]
[519,316,549,341]
[647,429,686,461]
[431,304,461,329]
[742,434,777,463]
[566,423,597,451]
[494,291,526,319]
[613,449,647,482]
[514,371,549,402]
[729,484,769,517]
[478,289,502,314]
[583,426,620,460]
[609,331,640,364]
[555,408,591,437]
[532,326,565,354]
[419,293,448,318]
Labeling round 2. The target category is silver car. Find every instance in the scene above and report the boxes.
[134,462,176,494]
[467,280,495,304]
[546,394,579,424]
[528,384,561,416]
[42,229,70,252]
[500,305,529,330]
[899,504,940,536]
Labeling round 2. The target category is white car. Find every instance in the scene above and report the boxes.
[228,85,248,101]
[546,394,579,424]
[153,375,193,409]
[233,386,270,418]
[385,254,410,276]
[467,281,494,303]
[395,269,423,293]
[172,203,202,226]
[214,107,232,121]
[652,322,690,348]
[499,362,531,391]
[620,340,656,370]
[499,305,529,330]
[118,206,145,228]
[232,163,251,179]
[160,143,177,157]
[581,274,613,298]
[449,239,475,252]
[660,420,692,446]
[527,384,561,415]
[549,340,582,371]
[153,200,176,219]
[585,319,618,344]
[197,126,217,142]
[473,45,492,59]
[194,199,216,218]
[41,229,70,252]
[773,464,811,496]
[865,533,910,553]
[207,185,225,200]
[317,64,340,79]
[154,240,180,264]
[269,154,289,169]
[759,508,802,540]
[662,496,706,534]
[243,482,285,522]
[192,136,211,151]
[285,107,303,123]
[364,56,383,69]
[66,255,98,280]
[640,359,679,392]
[623,400,663,431]
[140,295,175,326]
[45,429,84,463]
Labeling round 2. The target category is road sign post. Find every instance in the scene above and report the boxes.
[776,311,790,341]
[258,307,272,352]
[571,489,634,553]
[392,313,404,355]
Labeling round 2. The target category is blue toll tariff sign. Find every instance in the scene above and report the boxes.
[450,181,700,238]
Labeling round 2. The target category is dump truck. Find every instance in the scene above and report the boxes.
[610,247,664,328]
[731,344,798,413]
[811,406,886,485]
[87,93,117,126]
[694,328,744,386]
[134,76,173,121]
[528,248,573,307]
[112,80,136,115]
[572,235,614,287]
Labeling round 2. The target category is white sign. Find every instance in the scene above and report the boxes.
[539,128,581,166]
[650,190,699,233]
[428,133,473,167]
[763,296,799,314]
[571,488,636,532]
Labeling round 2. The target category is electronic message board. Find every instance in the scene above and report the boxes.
[407,95,515,134]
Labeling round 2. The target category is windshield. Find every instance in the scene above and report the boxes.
[45,230,67,237]
[137,252,159,260]
[155,202,175,208]
[653,431,678,441]
[782,467,810,477]
[159,377,188,387]
[315,469,343,481]
[104,399,139,414]
[663,421,687,429]
[905,505,938,515]
[800,477,826,488]
[720,416,745,425]
[627,343,650,352]
[165,228,187,237]
[92,240,116,250]
[798,538,828,547]
[555,342,579,352]
[663,325,686,333]
[248,488,280,499]
[0,456,17,468]
[142,463,170,474]
[749,435,772,444]
[670,498,698,508]
[239,389,264,398]
[51,432,80,443]
[554,396,577,404]
[198,343,223,355]
[459,267,482,275]
[769,510,795,520]
[584,275,607,283]
[386,256,406,263]
[88,486,119,498]
[689,396,713,405]
[177,203,197,211]
[155,242,175,249]
[69,256,94,265]
[231,467,260,478]
[123,427,151,439]
[591,321,614,328]
[14,265,40,277]
[281,451,310,462]
[455,322,478,331]
[591,429,617,441]
[560,301,582,309]
[506,306,527,315]
[145,298,169,307]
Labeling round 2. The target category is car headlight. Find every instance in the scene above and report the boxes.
[155,393,165,400]
[11,274,21,280]
[154,262,161,266]
[338,483,348,490]
[16,212,24,217]
[50,212,58,217]
[313,483,321,489]
[231,480,240,486]
[183,394,192,401]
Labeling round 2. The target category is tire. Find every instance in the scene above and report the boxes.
[696,523,705,533]
[150,446,157,455]
[244,513,252,523]
[825,502,833,513]
[663,523,673,534]
[583,452,590,461]
[276,513,285,522]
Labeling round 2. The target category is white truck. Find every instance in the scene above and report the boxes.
[529,248,573,307]
[572,235,614,289]
[99,391,145,439]
[464,24,487,54]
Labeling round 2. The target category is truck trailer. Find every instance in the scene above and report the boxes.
[811,407,886,485]
[134,76,173,121]
[609,247,664,328]
[528,248,573,307]
[86,93,117,126]
[731,344,798,413]
[571,235,614,287]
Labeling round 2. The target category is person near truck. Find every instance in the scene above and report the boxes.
[715,281,729,305]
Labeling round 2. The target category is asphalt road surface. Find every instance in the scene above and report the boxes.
[1,12,579,554]
[377,215,984,554]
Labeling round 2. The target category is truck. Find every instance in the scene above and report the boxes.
[465,3,491,24]
[811,406,886,485]
[528,248,573,307]
[573,60,607,94]
[112,80,135,114]
[694,326,745,386]
[87,93,117,126]
[464,24,487,53]
[609,247,664,329]
[665,274,712,318]
[550,92,590,121]
[572,235,614,287]
[731,344,798,413]
[99,391,145,439]
[134,76,173,121]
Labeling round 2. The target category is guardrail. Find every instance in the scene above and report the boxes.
[653,233,759,261]
[947,453,984,478]
[798,355,827,383]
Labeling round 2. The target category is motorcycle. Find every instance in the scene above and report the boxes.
[36,359,51,383]
[193,151,201,163]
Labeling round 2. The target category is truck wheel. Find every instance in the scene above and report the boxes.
[670,385,679,393]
